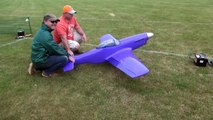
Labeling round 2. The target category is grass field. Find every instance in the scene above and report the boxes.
[0,0,213,119]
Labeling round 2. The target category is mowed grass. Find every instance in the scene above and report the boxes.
[0,0,213,119]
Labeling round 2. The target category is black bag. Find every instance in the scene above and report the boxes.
[193,53,208,67]
[16,28,25,39]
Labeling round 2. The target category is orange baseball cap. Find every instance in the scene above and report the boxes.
[63,5,76,14]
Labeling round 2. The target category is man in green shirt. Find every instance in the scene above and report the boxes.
[28,13,75,77]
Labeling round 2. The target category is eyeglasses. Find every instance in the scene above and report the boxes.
[50,20,59,24]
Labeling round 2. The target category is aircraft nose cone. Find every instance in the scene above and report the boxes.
[147,32,154,38]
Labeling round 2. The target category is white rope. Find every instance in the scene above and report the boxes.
[0,38,28,48]
[141,50,188,58]
[82,43,188,58]
[1,39,210,59]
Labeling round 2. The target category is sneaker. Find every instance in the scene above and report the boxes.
[42,71,51,77]
[28,63,36,75]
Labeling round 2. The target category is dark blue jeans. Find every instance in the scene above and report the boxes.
[35,55,68,75]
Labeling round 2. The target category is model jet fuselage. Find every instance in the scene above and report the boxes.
[74,32,153,64]
[64,32,154,78]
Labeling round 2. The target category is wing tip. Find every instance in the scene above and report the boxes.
[130,69,150,78]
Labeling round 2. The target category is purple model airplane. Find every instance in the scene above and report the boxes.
[63,32,154,78]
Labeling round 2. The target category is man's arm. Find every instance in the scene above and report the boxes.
[75,26,87,42]
[60,35,74,56]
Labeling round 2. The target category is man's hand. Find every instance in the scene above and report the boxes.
[81,34,87,42]
[68,50,74,56]
[68,50,75,62]
[69,56,75,63]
